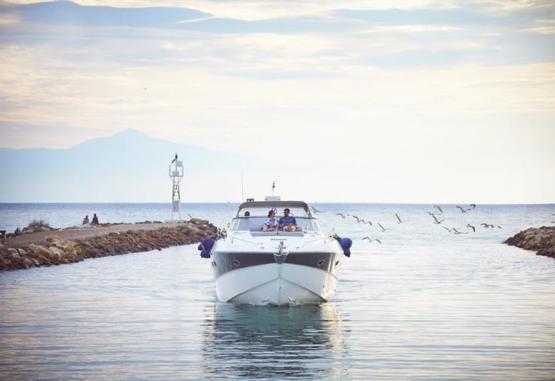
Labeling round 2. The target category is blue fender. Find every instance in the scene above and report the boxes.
[198,237,215,258]
[333,236,352,257]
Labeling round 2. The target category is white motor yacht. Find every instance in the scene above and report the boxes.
[198,199,352,306]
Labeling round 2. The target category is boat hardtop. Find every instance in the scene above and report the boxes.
[231,200,319,236]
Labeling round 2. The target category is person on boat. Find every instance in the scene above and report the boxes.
[244,211,250,217]
[91,213,99,226]
[279,208,297,232]
[262,210,278,232]
[82,215,89,225]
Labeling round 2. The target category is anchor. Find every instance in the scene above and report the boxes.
[273,241,288,264]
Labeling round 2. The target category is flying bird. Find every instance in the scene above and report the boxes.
[366,220,373,226]
[452,228,468,235]
[336,213,346,219]
[470,204,476,209]
[377,223,390,232]
[433,205,444,214]
[395,213,404,224]
[466,224,476,232]
[362,237,382,244]
[310,206,323,214]
[352,215,361,223]
[456,206,468,213]
[442,226,452,233]
[431,214,444,224]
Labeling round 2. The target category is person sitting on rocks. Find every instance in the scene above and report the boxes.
[279,208,297,232]
[262,210,278,232]
[91,213,99,226]
[82,215,90,225]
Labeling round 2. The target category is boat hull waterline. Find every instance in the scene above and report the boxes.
[215,261,339,306]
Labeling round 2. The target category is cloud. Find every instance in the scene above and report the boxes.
[2,0,208,27]
[0,1,554,201]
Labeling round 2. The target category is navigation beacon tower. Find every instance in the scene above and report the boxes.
[169,153,184,221]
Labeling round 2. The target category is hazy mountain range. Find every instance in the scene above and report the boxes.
[0,129,268,202]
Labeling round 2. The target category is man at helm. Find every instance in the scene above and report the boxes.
[279,208,297,232]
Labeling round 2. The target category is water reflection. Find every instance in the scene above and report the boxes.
[202,303,346,379]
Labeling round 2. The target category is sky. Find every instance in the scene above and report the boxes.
[0,0,554,203]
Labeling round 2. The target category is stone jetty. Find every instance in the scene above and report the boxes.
[504,226,555,259]
[0,219,218,272]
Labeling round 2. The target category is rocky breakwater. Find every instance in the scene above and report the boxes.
[504,226,555,259]
[0,219,219,272]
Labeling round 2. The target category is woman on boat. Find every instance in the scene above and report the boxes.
[262,210,278,232]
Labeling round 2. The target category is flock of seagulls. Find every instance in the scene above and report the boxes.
[426,204,501,234]
[318,203,506,245]
[334,212,395,244]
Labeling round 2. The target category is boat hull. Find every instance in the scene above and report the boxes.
[214,259,339,306]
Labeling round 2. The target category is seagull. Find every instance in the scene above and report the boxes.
[362,237,382,244]
[336,213,346,219]
[377,223,390,232]
[495,225,502,229]
[466,224,476,232]
[366,220,373,226]
[433,205,444,214]
[395,213,404,224]
[310,206,323,214]
[352,215,361,223]
[452,228,467,235]
[442,226,452,232]
[481,223,494,228]
[359,218,367,224]
[470,204,476,209]
[431,214,444,224]
[456,206,467,213]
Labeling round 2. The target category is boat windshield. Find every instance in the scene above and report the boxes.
[238,206,309,218]
[231,216,320,233]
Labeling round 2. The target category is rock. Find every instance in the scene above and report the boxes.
[48,246,64,258]
[505,226,555,259]
[8,248,20,258]
[1,219,218,272]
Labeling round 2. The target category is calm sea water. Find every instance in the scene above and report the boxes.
[1,203,554,380]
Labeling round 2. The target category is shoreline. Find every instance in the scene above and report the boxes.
[504,226,555,259]
[0,219,218,272]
